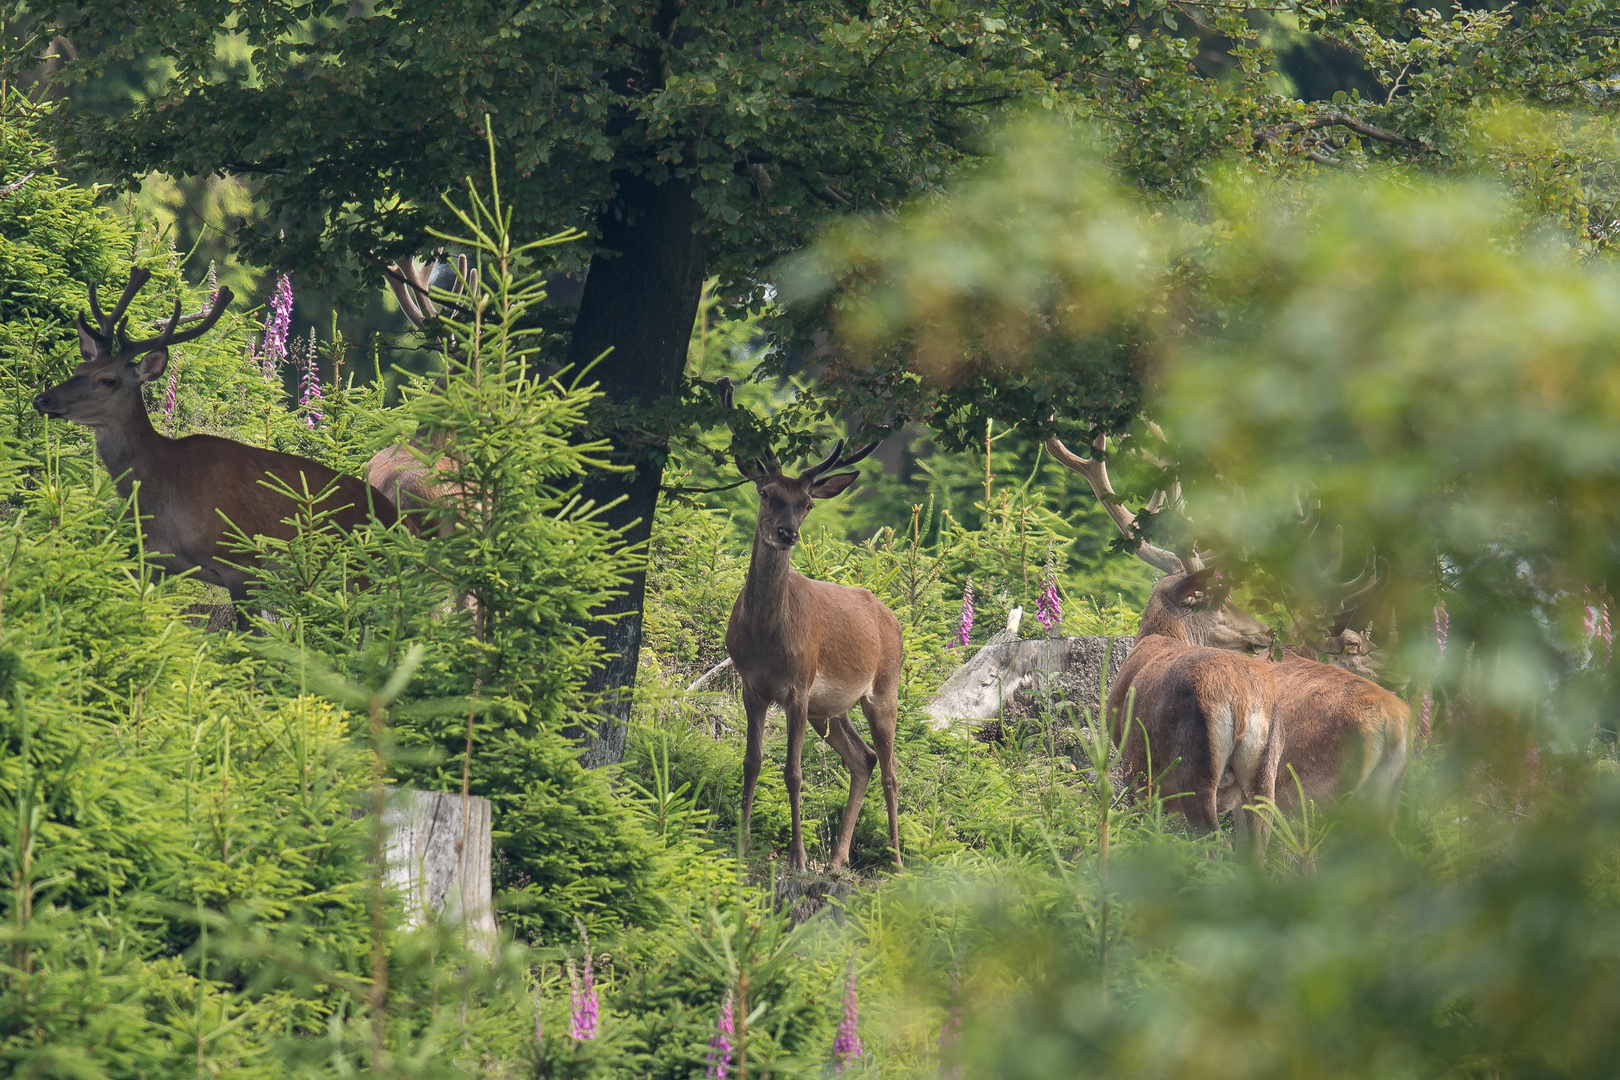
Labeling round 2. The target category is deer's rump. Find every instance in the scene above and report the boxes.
[1268,653,1409,809]
[1108,640,1279,826]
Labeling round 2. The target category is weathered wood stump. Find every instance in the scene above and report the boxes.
[774,870,858,925]
[926,630,1135,729]
[381,788,497,953]
[183,602,238,632]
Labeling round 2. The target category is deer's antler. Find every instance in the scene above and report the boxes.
[118,287,234,354]
[715,377,781,479]
[1046,431,1188,575]
[802,437,880,482]
[82,268,154,344]
[386,254,478,329]
[1326,553,1386,635]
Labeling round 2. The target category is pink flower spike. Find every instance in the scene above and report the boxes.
[259,273,293,380]
[953,580,974,649]
[568,920,599,1041]
[706,989,734,1078]
[161,361,180,422]
[1419,690,1432,740]
[832,961,863,1074]
[298,327,324,428]
[1036,549,1062,631]
[1434,601,1449,663]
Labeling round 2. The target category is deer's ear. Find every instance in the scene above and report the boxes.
[809,471,859,500]
[1170,568,1213,608]
[77,317,102,361]
[134,348,169,383]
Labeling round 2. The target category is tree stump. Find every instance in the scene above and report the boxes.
[381,788,498,954]
[927,632,1136,729]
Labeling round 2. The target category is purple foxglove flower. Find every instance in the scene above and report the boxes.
[1418,690,1432,740]
[1036,550,1062,631]
[161,361,180,422]
[567,956,598,1041]
[568,920,599,1042]
[953,580,974,649]
[1434,601,1449,663]
[258,273,293,380]
[298,327,324,428]
[832,962,863,1074]
[706,989,734,1078]
[1583,588,1612,665]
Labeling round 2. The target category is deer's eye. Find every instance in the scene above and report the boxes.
[99,377,117,388]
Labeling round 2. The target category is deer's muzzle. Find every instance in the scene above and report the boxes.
[32,391,63,419]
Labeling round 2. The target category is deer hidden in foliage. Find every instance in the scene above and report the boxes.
[33,269,398,627]
[1047,431,1410,814]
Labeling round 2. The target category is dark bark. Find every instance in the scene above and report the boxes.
[567,167,708,766]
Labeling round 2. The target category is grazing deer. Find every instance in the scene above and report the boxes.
[33,269,398,624]
[725,426,904,872]
[366,255,477,536]
[1107,568,1283,850]
[1048,432,1410,813]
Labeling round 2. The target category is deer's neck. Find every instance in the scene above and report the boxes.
[93,404,166,489]
[738,531,796,638]
[1136,606,1192,645]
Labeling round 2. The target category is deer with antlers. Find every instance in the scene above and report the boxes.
[1048,431,1410,812]
[33,269,398,625]
[1107,566,1283,850]
[365,255,478,536]
[721,388,903,870]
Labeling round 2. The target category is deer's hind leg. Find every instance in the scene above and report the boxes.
[860,694,903,869]
[818,712,878,871]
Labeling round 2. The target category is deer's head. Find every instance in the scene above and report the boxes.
[1139,568,1273,652]
[738,438,880,551]
[33,268,233,428]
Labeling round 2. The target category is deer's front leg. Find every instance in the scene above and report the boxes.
[784,696,811,872]
[739,684,770,858]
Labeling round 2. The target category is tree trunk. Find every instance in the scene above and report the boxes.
[567,168,708,767]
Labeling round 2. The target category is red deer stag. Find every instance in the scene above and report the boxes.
[33,269,398,625]
[725,424,904,871]
[1048,431,1410,812]
[366,255,477,535]
[1106,567,1283,851]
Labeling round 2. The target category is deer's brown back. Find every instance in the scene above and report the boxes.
[152,434,395,546]
[1268,653,1408,808]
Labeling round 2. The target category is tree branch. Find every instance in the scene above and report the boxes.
[1256,112,1421,149]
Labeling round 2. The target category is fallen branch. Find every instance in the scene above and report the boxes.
[686,656,733,692]
[0,172,35,198]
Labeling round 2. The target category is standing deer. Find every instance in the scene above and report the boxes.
[1048,431,1410,813]
[33,269,398,624]
[1106,567,1283,851]
[725,430,904,872]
